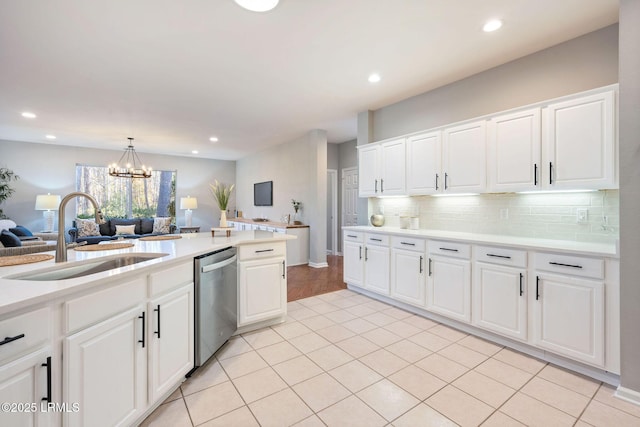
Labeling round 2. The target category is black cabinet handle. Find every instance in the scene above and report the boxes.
[138,312,146,348]
[519,273,523,297]
[534,163,538,186]
[536,276,540,300]
[439,247,458,252]
[0,333,25,346]
[549,162,553,185]
[401,242,415,246]
[487,253,511,259]
[154,305,161,339]
[444,173,448,190]
[359,246,362,260]
[370,238,382,242]
[365,247,368,261]
[549,261,583,269]
[419,256,423,273]
[380,179,384,193]
[375,179,378,193]
[282,260,286,279]
[435,174,439,190]
[428,258,432,276]
[347,234,357,238]
[41,356,51,403]
[255,249,274,253]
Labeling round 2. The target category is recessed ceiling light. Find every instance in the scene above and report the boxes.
[21,112,36,118]
[234,0,279,12]
[45,135,56,140]
[483,19,503,32]
[192,150,199,154]
[209,137,219,142]
[368,73,381,83]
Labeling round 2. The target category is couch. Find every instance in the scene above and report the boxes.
[0,220,58,256]
[68,217,176,245]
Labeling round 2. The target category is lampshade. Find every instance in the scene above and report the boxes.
[234,0,279,12]
[35,194,61,211]
[180,197,198,210]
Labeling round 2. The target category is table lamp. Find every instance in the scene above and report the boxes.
[180,196,198,227]
[35,193,61,232]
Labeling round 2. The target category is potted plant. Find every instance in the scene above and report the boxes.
[209,180,234,227]
[0,168,19,219]
[291,199,302,224]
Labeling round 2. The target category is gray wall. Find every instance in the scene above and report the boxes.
[0,139,236,234]
[337,139,357,253]
[372,24,619,141]
[327,143,339,170]
[235,130,328,266]
[619,0,640,395]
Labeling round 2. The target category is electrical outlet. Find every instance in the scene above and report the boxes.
[500,208,509,220]
[576,208,588,223]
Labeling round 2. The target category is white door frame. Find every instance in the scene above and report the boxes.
[327,169,338,255]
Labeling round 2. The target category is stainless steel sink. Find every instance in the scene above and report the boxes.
[8,253,168,281]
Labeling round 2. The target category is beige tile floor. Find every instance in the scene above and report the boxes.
[141,289,640,427]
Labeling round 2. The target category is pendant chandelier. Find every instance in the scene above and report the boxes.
[108,137,152,179]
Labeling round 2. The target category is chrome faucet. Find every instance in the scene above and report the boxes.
[56,192,106,263]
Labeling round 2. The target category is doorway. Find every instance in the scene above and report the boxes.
[342,167,358,229]
[327,169,338,255]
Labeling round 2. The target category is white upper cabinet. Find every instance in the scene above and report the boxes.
[488,108,542,192]
[442,121,487,193]
[358,145,380,197]
[358,139,406,197]
[406,131,442,195]
[545,90,616,190]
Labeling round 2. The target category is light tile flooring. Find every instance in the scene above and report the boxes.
[142,289,640,427]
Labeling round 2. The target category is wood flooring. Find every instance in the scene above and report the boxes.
[287,255,346,301]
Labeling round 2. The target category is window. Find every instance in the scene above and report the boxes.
[75,164,176,221]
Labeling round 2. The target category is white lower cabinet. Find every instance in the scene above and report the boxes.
[427,256,471,322]
[364,244,390,296]
[390,237,426,307]
[343,239,364,287]
[473,263,527,341]
[148,283,194,403]
[64,304,147,427]
[0,347,52,427]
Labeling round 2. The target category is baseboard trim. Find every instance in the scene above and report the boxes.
[308,261,329,268]
[615,386,640,407]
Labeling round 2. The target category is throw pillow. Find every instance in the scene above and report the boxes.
[153,217,172,234]
[0,219,17,231]
[76,218,101,237]
[115,224,136,235]
[9,225,34,237]
[0,230,22,247]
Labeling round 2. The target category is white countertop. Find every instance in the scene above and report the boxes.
[0,231,295,316]
[343,226,618,258]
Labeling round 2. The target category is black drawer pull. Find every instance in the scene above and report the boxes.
[138,312,146,348]
[0,334,25,346]
[549,162,553,185]
[435,174,439,190]
[370,238,382,242]
[282,260,286,279]
[549,261,583,269]
[401,242,415,246]
[519,273,523,297]
[428,258,432,276]
[419,256,423,273]
[536,276,540,300]
[359,246,362,260]
[347,234,358,238]
[439,247,458,252]
[487,254,511,259]
[365,247,368,261]
[154,305,161,339]
[534,163,538,186]
[380,179,384,193]
[41,356,51,403]
[255,249,274,253]
[444,173,449,190]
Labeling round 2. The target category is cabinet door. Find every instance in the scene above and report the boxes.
[391,248,426,307]
[473,263,527,341]
[358,145,380,197]
[533,273,604,367]
[0,348,52,427]
[343,241,364,287]
[489,108,541,192]
[427,256,471,322]
[238,257,286,326]
[364,245,390,296]
[64,305,147,427]
[442,121,487,193]
[406,131,442,195]
[380,139,406,195]
[545,90,616,189]
[149,283,194,403]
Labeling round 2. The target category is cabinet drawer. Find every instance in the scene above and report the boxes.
[428,240,471,259]
[65,277,147,334]
[344,231,364,243]
[365,233,389,246]
[535,252,604,279]
[391,236,426,252]
[475,245,527,268]
[148,261,193,297]
[0,307,51,364]
[238,241,286,261]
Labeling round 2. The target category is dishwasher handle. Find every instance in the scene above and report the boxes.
[201,255,237,273]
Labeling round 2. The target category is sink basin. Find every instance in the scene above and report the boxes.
[8,253,168,281]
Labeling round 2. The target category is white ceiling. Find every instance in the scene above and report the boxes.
[0,0,618,161]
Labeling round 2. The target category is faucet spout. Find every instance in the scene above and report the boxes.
[56,192,105,263]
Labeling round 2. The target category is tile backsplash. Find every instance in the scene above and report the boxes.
[368,190,619,244]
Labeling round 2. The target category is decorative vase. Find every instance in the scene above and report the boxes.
[220,210,227,227]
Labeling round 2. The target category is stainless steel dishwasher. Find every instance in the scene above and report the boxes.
[192,246,237,369]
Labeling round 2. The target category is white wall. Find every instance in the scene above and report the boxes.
[0,139,235,235]
[235,130,328,265]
